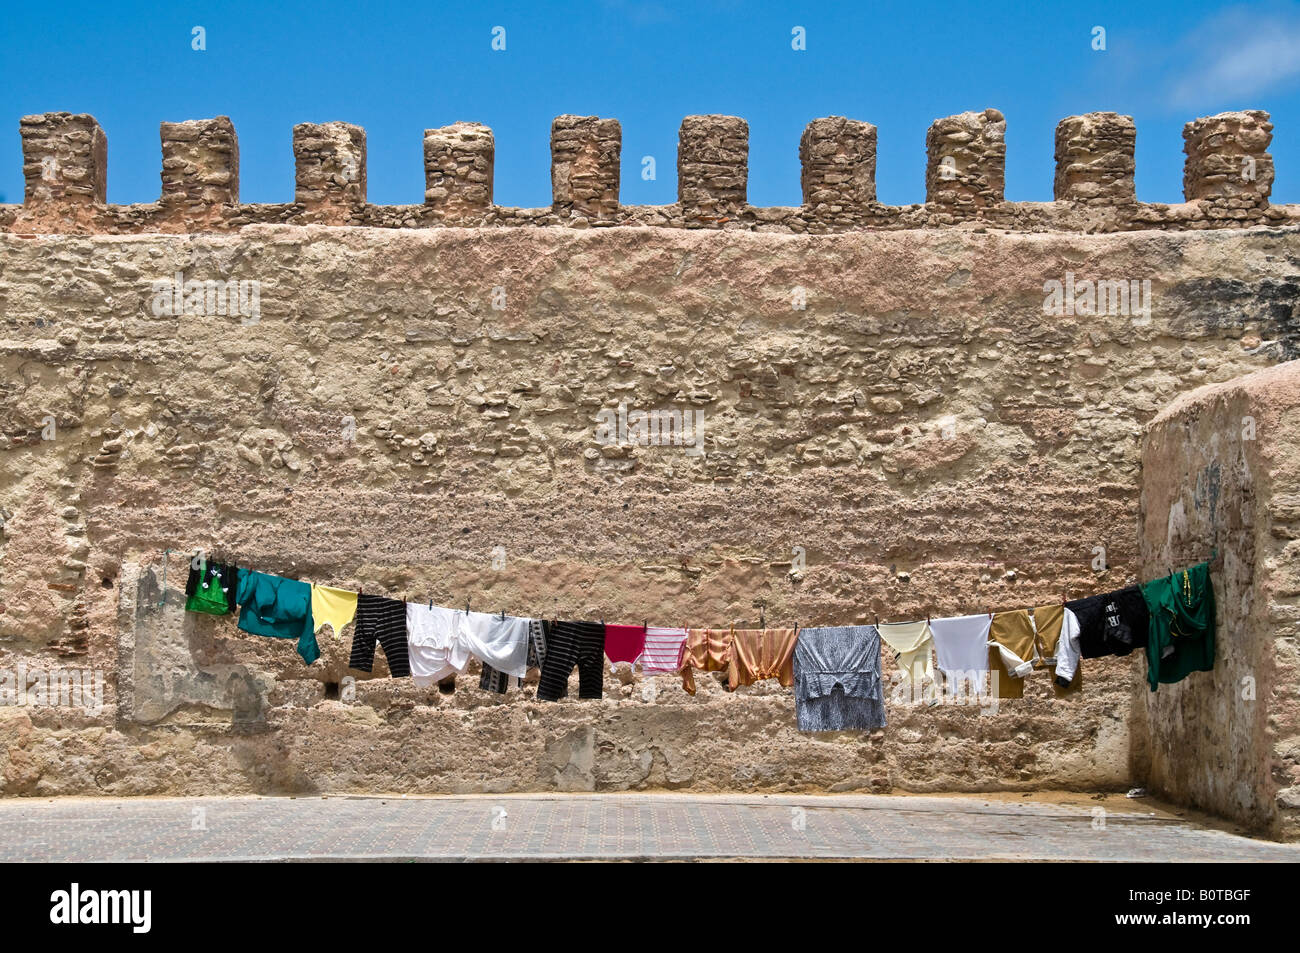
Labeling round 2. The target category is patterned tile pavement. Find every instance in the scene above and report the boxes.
[1,793,1297,861]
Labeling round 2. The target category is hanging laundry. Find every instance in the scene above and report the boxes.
[184,559,238,616]
[877,620,935,698]
[987,610,1036,699]
[235,570,319,665]
[603,623,647,666]
[528,618,549,672]
[640,626,688,675]
[1051,607,1084,687]
[792,625,886,731]
[349,594,411,678]
[678,627,734,695]
[311,584,358,637]
[460,610,531,679]
[537,621,606,701]
[928,613,991,698]
[1142,561,1216,691]
[728,627,799,690]
[481,619,548,694]
[406,603,471,687]
[1030,603,1082,695]
[1066,585,1149,658]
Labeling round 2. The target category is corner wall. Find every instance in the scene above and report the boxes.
[1135,360,1300,839]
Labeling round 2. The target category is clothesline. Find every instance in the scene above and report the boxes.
[170,548,1220,732]
[163,545,1220,631]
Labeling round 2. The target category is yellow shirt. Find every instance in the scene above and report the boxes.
[310,584,358,636]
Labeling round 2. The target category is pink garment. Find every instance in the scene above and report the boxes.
[603,624,647,665]
[641,626,689,674]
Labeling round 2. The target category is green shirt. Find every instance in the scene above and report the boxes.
[1142,561,1215,692]
[185,560,235,615]
[235,570,319,665]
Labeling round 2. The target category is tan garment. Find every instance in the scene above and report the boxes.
[680,627,733,695]
[728,627,799,690]
[1030,603,1082,696]
[989,610,1036,699]
[1030,604,1064,666]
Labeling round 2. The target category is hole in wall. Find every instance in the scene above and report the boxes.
[323,682,340,700]
[437,676,456,695]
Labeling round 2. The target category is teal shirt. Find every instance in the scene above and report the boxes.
[235,570,319,665]
[1142,561,1215,691]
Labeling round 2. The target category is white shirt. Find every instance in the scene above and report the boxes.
[406,604,471,686]
[1054,608,1083,683]
[458,610,531,678]
[929,613,992,676]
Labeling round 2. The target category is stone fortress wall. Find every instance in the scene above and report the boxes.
[0,106,1297,837]
[4,107,1292,233]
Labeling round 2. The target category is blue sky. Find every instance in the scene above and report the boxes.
[2,0,1299,207]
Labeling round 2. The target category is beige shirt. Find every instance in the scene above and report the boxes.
[878,620,935,693]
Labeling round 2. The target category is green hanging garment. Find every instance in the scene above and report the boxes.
[184,559,239,615]
[1142,560,1216,691]
[234,570,319,665]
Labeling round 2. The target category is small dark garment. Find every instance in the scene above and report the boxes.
[1066,585,1150,658]
[348,594,411,678]
[536,621,605,701]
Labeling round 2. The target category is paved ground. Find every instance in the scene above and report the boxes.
[2,792,1296,861]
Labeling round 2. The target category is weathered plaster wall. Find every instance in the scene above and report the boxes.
[1136,360,1300,840]
[0,221,1296,797]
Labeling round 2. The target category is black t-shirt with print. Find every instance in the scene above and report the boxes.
[1066,585,1150,658]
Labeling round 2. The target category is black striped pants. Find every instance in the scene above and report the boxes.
[536,621,605,701]
[348,594,411,678]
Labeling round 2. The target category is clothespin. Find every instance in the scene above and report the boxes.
[758,601,766,628]
[500,608,506,621]
[428,596,433,609]
[466,597,471,613]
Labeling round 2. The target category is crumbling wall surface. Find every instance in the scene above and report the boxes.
[1136,360,1300,840]
[0,222,1297,797]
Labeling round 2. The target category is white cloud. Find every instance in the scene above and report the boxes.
[1169,5,1300,107]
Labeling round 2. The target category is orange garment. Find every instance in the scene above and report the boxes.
[680,627,733,695]
[728,627,799,690]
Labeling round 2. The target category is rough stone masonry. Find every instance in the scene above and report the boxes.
[0,108,1297,836]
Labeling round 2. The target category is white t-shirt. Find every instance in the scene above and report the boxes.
[458,610,531,679]
[406,604,471,686]
[929,613,992,675]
